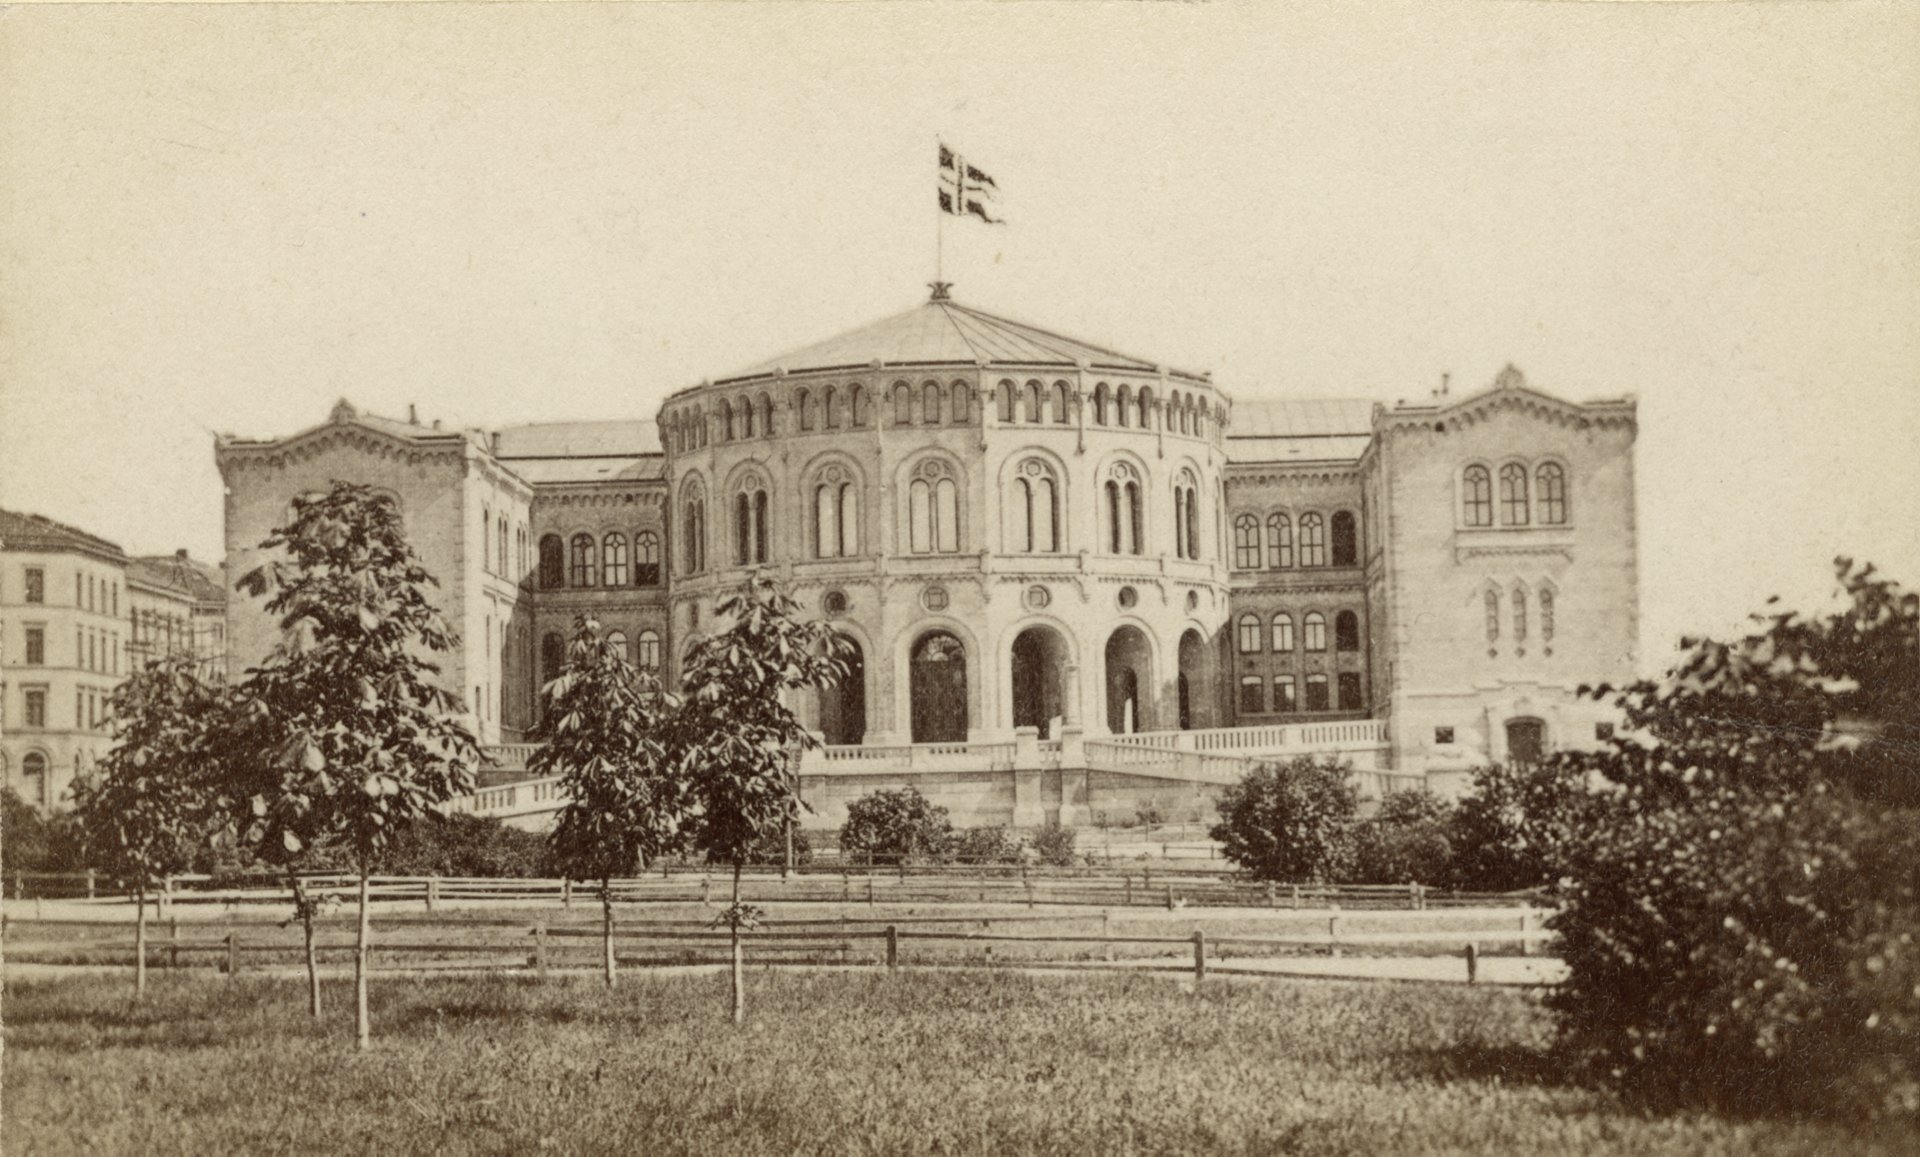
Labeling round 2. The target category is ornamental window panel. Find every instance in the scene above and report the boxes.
[1303,612,1327,652]
[636,630,661,671]
[907,460,961,554]
[813,466,859,558]
[1239,676,1265,714]
[1331,511,1358,566]
[1305,674,1330,712]
[1335,610,1360,652]
[1537,463,1568,524]
[635,531,660,586]
[1273,676,1298,713]
[569,533,598,587]
[1233,514,1261,570]
[1298,513,1326,567]
[1463,465,1494,527]
[922,382,942,424]
[1266,514,1293,569]
[1237,613,1262,653]
[1499,463,1530,526]
[1271,614,1295,652]
[602,533,630,586]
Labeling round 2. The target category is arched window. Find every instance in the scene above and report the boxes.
[1271,613,1295,652]
[1185,484,1199,561]
[824,385,841,429]
[907,459,962,554]
[813,465,859,558]
[697,410,708,448]
[602,533,630,586]
[498,516,509,577]
[1093,384,1110,425]
[1537,462,1567,524]
[1499,463,1530,526]
[1024,381,1043,423]
[1012,459,1060,552]
[1104,463,1142,555]
[732,478,769,566]
[922,382,942,424]
[569,533,598,587]
[635,530,661,586]
[682,493,706,574]
[606,630,629,662]
[1172,470,1200,560]
[1051,382,1069,423]
[851,384,870,427]
[1237,614,1262,653]
[797,388,815,432]
[1513,584,1529,642]
[1485,588,1501,642]
[541,632,565,683]
[718,399,734,442]
[1305,674,1330,712]
[1117,385,1133,428]
[1335,610,1360,651]
[1540,587,1556,642]
[1463,465,1494,527]
[759,393,775,437]
[671,415,685,453]
[1239,676,1265,714]
[1266,514,1293,569]
[636,630,661,671]
[1331,511,1358,567]
[22,752,47,807]
[1138,387,1155,430]
[1298,513,1326,567]
[950,381,971,424]
[1303,612,1327,652]
[893,382,913,426]
[1233,514,1261,570]
[538,534,565,589]
[997,381,1015,422]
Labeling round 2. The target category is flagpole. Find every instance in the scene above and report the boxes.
[935,136,945,289]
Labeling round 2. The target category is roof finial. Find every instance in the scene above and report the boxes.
[928,280,953,302]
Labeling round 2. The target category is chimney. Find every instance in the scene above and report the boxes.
[408,404,419,425]
[175,548,188,561]
[432,419,442,430]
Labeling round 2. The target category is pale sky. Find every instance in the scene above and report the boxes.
[3,1,1916,671]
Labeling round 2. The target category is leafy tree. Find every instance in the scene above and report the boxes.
[1,789,86,875]
[951,826,1019,865]
[227,482,480,1049]
[1029,822,1079,868]
[71,654,220,998]
[1443,761,1596,893]
[670,575,848,1024]
[1546,559,1920,1117]
[537,615,688,987]
[1349,789,1455,885]
[839,786,953,865]
[1210,757,1358,883]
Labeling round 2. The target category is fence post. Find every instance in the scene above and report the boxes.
[534,920,549,980]
[898,858,907,883]
[1165,885,1174,911]
[867,873,875,907]
[11,873,20,900]
[1102,911,1113,962]
[1328,915,1341,959]
[1124,874,1133,906]
[226,931,239,977]
[1465,941,1478,984]
[170,919,180,969]
[1025,880,1035,910]
[1266,881,1276,909]
[1291,883,1300,910]
[86,869,96,899]
[1519,912,1534,957]
[426,876,439,913]
[885,924,898,972]
[1412,882,1424,911]
[563,878,573,909]
[842,871,851,904]
[1192,930,1206,985]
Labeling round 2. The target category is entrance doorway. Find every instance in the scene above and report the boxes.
[1177,629,1210,730]
[909,632,968,743]
[1010,626,1068,739]
[1104,625,1152,734]
[1506,718,1546,764]
[819,636,865,745]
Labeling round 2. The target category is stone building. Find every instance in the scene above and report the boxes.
[0,509,225,811]
[214,288,1639,826]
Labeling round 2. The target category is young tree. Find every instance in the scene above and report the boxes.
[71,654,219,998]
[1209,757,1358,883]
[670,575,848,1024]
[536,615,688,987]
[838,786,953,865]
[228,482,480,1050]
[1349,788,1456,885]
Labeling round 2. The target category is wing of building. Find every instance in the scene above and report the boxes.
[212,289,1639,828]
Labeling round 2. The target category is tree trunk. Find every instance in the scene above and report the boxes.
[292,872,321,1018]
[355,868,372,1052]
[134,882,148,999]
[730,859,744,1026]
[602,877,616,989]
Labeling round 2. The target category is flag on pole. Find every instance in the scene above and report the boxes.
[939,144,1003,224]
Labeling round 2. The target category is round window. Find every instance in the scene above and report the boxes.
[1117,586,1138,610]
[822,589,848,616]
[922,585,949,613]
[1025,585,1051,610]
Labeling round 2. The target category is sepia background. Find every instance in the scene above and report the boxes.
[2,0,1915,671]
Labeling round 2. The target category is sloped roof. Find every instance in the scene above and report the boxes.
[711,294,1199,384]
[219,399,475,451]
[505,457,667,485]
[0,508,127,561]
[1229,399,1376,438]
[494,420,660,459]
[128,552,226,604]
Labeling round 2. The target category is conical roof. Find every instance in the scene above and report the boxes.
[711,289,1197,385]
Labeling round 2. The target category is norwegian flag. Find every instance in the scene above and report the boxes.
[939,144,1003,224]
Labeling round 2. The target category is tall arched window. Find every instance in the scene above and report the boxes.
[718,399,734,442]
[606,630,629,663]
[22,752,47,807]
[1138,387,1155,431]
[498,516,509,577]
[797,388,815,432]
[813,465,859,558]
[1093,384,1110,425]
[741,397,756,438]
[635,530,661,586]
[1499,463,1530,526]
[1331,511,1358,567]
[682,493,706,574]
[1237,614,1262,653]
[569,533,598,587]
[1512,584,1529,641]
[893,382,913,426]
[997,381,1016,422]
[1266,514,1293,569]
[1540,587,1556,642]
[538,534,565,589]
[636,630,661,671]
[1335,610,1360,651]
[759,393,774,437]
[1012,459,1060,552]
[732,477,769,566]
[1271,613,1295,652]
[849,384,869,427]
[541,632,565,683]
[1303,612,1328,652]
[922,381,941,424]
[602,533,630,586]
[1172,470,1200,560]
[1299,513,1326,567]
[1185,484,1199,561]
[907,459,961,554]
[1103,463,1142,555]
[1485,588,1501,642]
[1051,382,1069,423]
[1537,462,1568,524]
[1233,514,1261,570]
[1024,381,1043,423]
[1463,465,1494,527]
[823,385,841,429]
[950,381,971,424]
[1117,385,1133,428]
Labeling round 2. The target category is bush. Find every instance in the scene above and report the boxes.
[1028,823,1077,867]
[374,814,552,877]
[950,826,1020,865]
[839,787,953,864]
[1348,790,1455,884]
[1,790,87,875]
[731,827,813,867]
[1444,761,1596,893]
[1209,757,1357,882]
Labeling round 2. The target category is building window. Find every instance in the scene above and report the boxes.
[1298,513,1326,567]
[1103,464,1143,555]
[540,633,564,684]
[823,386,841,430]
[759,393,775,436]
[498,517,510,576]
[25,625,44,666]
[997,381,1015,422]
[1023,381,1042,423]
[1271,613,1294,652]
[1012,460,1060,553]
[850,384,869,427]
[1331,511,1358,566]
[683,497,707,574]
[1172,470,1200,560]
[1273,676,1297,713]
[1540,587,1555,642]
[797,389,815,432]
[1334,610,1360,652]
[893,382,913,426]
[22,752,47,806]
[741,397,756,438]
[1338,672,1363,711]
[1051,382,1070,424]
[568,534,598,587]
[1463,465,1494,527]
[635,531,661,586]
[24,567,43,604]
[1537,462,1568,524]
[1233,515,1261,570]
[1093,384,1110,425]
[25,688,47,728]
[1499,463,1530,526]
[636,630,661,671]
[921,381,942,424]
[950,382,971,424]
[908,460,961,554]
[1236,613,1262,654]
[1485,588,1501,642]
[1513,584,1529,642]
[1595,722,1614,741]
[734,482,769,566]
[1302,612,1327,652]
[605,630,629,663]
[1305,674,1330,712]
[538,535,565,589]
[718,400,734,442]
[1434,726,1455,745]
[1266,514,1292,569]
[602,533,630,586]
[1238,676,1265,715]
[814,466,859,559]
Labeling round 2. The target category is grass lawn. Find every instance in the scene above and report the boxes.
[5,969,1908,1156]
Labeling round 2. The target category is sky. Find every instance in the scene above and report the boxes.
[2,1,1916,672]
